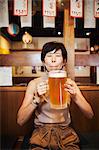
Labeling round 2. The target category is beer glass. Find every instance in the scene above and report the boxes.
[48,70,69,109]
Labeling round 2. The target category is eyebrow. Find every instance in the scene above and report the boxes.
[55,51,61,53]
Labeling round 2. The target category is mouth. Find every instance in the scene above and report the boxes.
[50,66,58,68]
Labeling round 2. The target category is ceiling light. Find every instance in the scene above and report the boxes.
[90,47,94,51]
[22,32,32,44]
[61,2,64,6]
[58,31,61,35]
[86,32,91,36]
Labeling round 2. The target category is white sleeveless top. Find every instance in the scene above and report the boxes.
[34,101,71,126]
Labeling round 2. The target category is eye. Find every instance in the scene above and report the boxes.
[46,54,52,57]
[56,54,61,57]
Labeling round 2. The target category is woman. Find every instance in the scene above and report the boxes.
[17,41,94,150]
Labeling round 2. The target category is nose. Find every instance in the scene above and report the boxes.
[52,54,56,62]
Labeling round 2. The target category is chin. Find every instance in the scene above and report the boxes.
[45,65,63,71]
[49,67,61,71]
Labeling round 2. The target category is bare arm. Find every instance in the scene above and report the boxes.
[65,79,94,119]
[17,78,48,126]
[17,80,40,126]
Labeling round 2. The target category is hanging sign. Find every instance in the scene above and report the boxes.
[0,67,12,86]
[96,67,99,84]
[70,0,83,18]
[43,0,56,17]
[43,16,55,28]
[84,0,95,28]
[0,0,9,27]
[21,0,32,27]
[94,0,99,18]
[14,0,28,16]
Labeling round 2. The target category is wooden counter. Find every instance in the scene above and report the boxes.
[70,85,99,133]
[0,86,33,137]
[0,85,99,137]
[0,85,99,91]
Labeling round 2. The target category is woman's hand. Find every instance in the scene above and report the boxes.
[37,80,49,101]
[64,78,81,99]
[64,78,94,118]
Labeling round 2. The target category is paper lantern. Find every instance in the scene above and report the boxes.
[7,23,19,36]
[22,32,32,44]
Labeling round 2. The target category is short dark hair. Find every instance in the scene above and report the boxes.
[41,41,67,62]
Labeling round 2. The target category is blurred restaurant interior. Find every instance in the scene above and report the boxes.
[0,0,99,149]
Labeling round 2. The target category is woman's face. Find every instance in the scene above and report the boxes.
[44,49,65,71]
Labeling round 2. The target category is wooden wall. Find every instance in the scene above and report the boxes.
[0,52,99,66]
[75,54,99,66]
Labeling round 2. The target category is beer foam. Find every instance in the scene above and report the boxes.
[49,70,67,78]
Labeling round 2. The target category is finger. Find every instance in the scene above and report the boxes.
[38,84,47,89]
[33,96,40,103]
[46,79,48,84]
[37,83,47,89]
[37,88,47,94]
[46,84,49,90]
[37,82,46,88]
[66,78,75,86]
[66,88,76,95]
[38,90,46,96]
[64,84,73,89]
[44,80,49,90]
[41,95,48,102]
[64,84,76,93]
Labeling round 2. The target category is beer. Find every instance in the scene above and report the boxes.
[49,70,69,109]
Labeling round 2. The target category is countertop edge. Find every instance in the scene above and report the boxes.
[0,85,99,91]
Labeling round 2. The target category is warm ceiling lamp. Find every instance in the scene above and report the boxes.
[22,32,32,44]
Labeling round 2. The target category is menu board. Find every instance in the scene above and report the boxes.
[96,67,99,84]
[0,67,12,86]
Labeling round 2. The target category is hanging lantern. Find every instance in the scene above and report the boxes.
[7,23,19,36]
[22,32,32,48]
[22,32,32,44]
